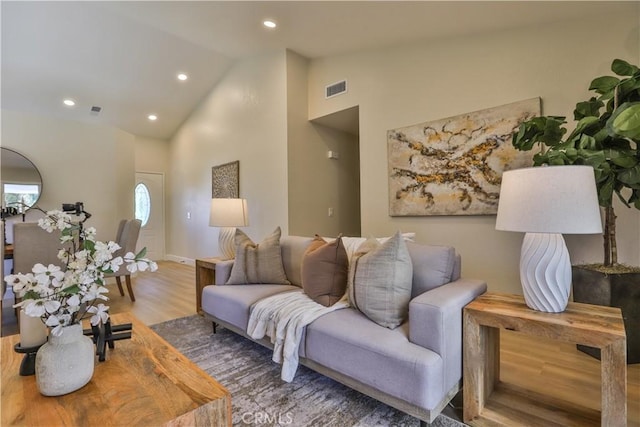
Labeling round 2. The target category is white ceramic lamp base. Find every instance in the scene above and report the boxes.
[519,232,571,313]
[218,227,237,260]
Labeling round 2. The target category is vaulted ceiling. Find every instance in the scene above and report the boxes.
[1,1,634,140]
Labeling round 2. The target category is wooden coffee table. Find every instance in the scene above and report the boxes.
[1,312,231,426]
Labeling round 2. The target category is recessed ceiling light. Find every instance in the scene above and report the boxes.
[263,20,277,29]
[63,99,76,107]
[177,73,188,81]
[148,114,157,121]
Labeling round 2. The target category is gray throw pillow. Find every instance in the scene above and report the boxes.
[349,231,413,329]
[226,227,290,285]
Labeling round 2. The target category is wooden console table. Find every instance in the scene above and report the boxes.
[463,292,627,427]
[1,312,231,426]
[195,257,221,315]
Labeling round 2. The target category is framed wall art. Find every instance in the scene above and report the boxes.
[387,98,540,216]
[212,160,239,198]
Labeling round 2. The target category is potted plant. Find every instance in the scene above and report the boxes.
[512,58,640,363]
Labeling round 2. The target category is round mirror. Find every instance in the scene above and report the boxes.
[1,147,43,217]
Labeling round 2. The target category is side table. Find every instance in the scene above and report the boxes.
[463,292,627,427]
[195,257,221,315]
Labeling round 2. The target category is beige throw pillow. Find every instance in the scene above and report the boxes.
[348,231,413,329]
[226,227,290,285]
[301,235,348,307]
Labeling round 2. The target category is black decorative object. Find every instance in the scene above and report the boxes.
[83,320,132,362]
[14,342,45,376]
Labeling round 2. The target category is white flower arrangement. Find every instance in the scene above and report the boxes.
[4,209,157,336]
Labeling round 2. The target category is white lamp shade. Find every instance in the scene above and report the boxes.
[209,198,249,227]
[496,165,602,234]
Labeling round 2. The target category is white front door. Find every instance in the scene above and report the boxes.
[134,172,165,261]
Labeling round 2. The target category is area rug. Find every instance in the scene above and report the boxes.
[151,315,466,427]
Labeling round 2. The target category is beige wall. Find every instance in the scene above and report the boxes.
[307,11,640,293]
[0,109,135,242]
[167,51,289,261]
[286,50,361,237]
[134,136,170,174]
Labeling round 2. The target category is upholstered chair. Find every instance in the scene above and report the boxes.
[106,219,142,302]
[13,222,64,275]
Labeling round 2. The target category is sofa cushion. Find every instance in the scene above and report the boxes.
[305,308,444,410]
[226,227,290,285]
[201,284,299,331]
[280,236,315,287]
[406,242,456,298]
[348,232,413,329]
[301,235,348,307]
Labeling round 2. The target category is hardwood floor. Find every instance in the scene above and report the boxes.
[105,260,197,325]
[2,262,638,425]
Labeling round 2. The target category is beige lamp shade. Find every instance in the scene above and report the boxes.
[209,198,249,227]
[496,165,602,234]
[209,198,248,260]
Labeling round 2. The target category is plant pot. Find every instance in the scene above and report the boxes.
[35,323,95,396]
[572,266,640,364]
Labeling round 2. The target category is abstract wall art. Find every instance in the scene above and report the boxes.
[387,98,539,216]
[212,160,239,198]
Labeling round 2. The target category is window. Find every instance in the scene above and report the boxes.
[3,183,40,211]
[134,183,151,227]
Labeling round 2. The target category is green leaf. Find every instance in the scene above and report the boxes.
[566,116,600,142]
[532,152,548,166]
[611,59,639,77]
[22,290,40,301]
[512,116,567,151]
[598,176,615,206]
[545,150,571,165]
[607,102,640,139]
[617,77,640,99]
[574,97,604,120]
[618,165,640,186]
[608,151,638,168]
[577,134,596,150]
[589,76,620,95]
[564,147,579,161]
[83,239,95,252]
[61,284,81,294]
[135,247,147,259]
[578,149,606,168]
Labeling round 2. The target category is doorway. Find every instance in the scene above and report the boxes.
[134,172,165,261]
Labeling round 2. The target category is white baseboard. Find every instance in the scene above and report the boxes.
[165,254,195,266]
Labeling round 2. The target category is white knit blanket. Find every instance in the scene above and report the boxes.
[247,289,349,382]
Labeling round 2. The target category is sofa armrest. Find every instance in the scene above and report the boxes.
[409,279,487,391]
[215,260,234,285]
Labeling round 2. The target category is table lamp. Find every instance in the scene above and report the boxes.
[495,165,602,312]
[209,198,249,260]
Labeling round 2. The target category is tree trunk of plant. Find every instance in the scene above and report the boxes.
[604,206,617,267]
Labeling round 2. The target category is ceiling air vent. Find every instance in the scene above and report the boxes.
[325,80,347,99]
[90,106,102,115]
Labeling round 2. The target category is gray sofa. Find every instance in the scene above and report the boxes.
[201,235,487,425]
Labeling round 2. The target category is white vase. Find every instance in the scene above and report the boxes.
[35,323,95,396]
